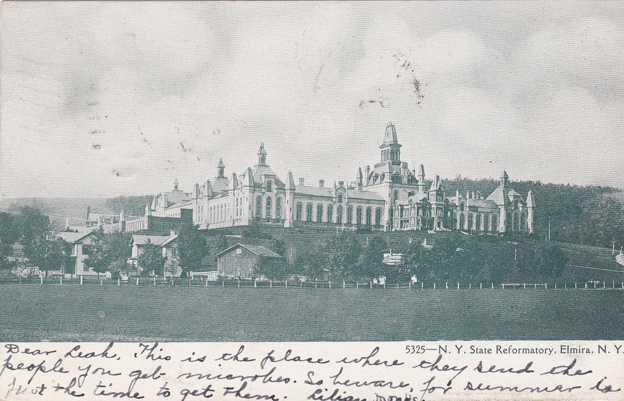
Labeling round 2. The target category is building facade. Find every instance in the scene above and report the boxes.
[146,122,535,235]
[216,243,282,279]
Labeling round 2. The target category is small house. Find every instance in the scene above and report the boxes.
[129,233,180,277]
[56,229,100,276]
[216,243,282,279]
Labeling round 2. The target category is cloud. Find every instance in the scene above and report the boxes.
[2,3,624,198]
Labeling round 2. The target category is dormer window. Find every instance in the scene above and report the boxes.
[266,180,272,192]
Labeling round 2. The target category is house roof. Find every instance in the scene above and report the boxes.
[56,229,96,244]
[467,199,498,209]
[295,185,384,202]
[217,243,282,258]
[132,234,176,247]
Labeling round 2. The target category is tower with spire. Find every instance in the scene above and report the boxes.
[257,143,267,166]
[379,122,402,165]
[217,158,225,178]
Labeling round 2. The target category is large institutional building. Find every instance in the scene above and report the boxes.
[141,123,535,235]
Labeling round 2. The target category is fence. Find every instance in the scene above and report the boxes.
[2,275,624,291]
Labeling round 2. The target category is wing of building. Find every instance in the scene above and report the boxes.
[140,122,535,235]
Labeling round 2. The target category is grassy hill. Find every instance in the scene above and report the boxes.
[203,225,624,284]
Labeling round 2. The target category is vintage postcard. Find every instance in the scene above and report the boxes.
[0,1,623,400]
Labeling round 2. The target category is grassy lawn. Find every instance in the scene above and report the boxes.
[0,285,622,341]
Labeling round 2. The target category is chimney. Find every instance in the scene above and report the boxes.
[299,177,304,186]
[319,179,325,188]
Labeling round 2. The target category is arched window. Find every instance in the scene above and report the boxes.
[336,205,343,224]
[365,207,372,226]
[255,195,262,219]
[375,208,382,227]
[306,203,313,222]
[296,202,303,221]
[265,197,272,220]
[316,204,323,223]
[356,206,363,225]
[327,204,333,223]
[347,205,353,224]
[275,197,283,220]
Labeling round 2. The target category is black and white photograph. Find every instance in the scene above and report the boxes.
[1,1,623,346]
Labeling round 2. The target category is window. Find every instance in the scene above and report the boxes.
[336,205,343,224]
[337,194,343,203]
[467,213,473,230]
[327,205,333,223]
[266,180,272,192]
[266,197,272,220]
[306,203,313,222]
[375,208,382,226]
[476,213,482,231]
[492,214,498,231]
[316,204,323,223]
[296,202,303,221]
[276,197,283,220]
[459,213,465,230]
[366,207,372,226]
[347,205,353,224]
[236,248,242,255]
[356,206,363,225]
[255,195,262,218]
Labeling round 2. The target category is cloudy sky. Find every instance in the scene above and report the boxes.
[2,2,623,198]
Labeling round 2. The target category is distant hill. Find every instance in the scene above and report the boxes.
[442,177,624,248]
[0,195,151,229]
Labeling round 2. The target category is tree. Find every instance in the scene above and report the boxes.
[534,243,568,279]
[177,223,207,272]
[357,236,388,281]
[103,232,131,264]
[0,241,13,271]
[84,242,109,279]
[256,257,288,280]
[17,207,51,270]
[321,232,361,280]
[137,242,164,277]
[296,248,326,281]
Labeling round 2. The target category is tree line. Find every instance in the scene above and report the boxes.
[257,231,568,284]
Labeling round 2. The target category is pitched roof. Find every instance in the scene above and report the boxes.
[217,243,282,258]
[486,186,507,205]
[132,234,175,247]
[56,229,96,244]
[467,199,498,209]
[295,185,384,202]
[296,185,334,197]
